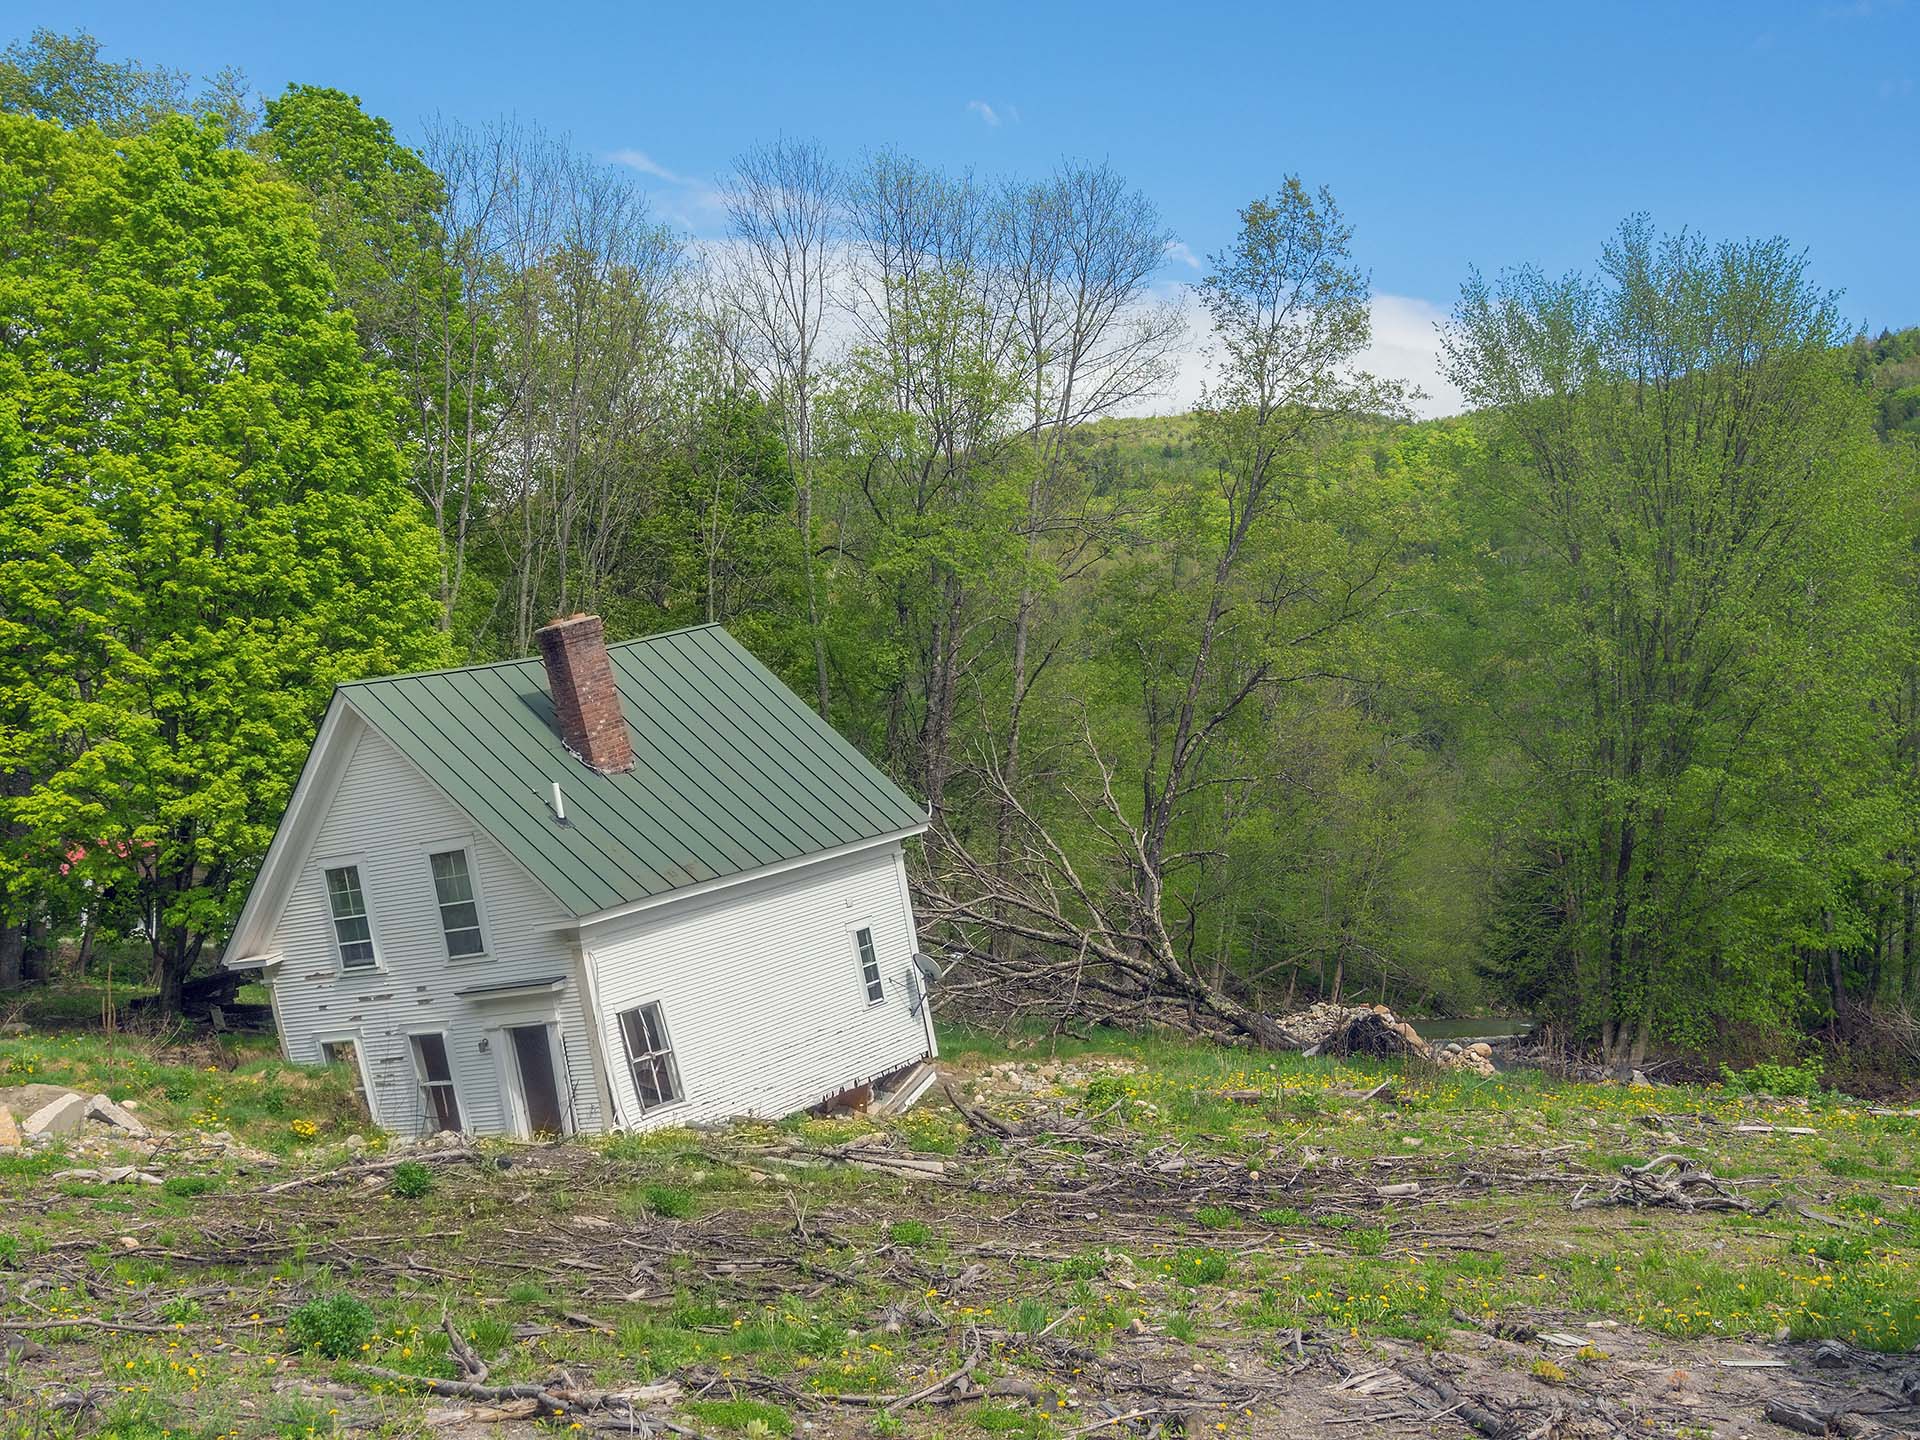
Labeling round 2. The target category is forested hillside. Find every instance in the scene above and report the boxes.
[3,29,1917,1073]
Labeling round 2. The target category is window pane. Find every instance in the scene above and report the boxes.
[326,866,366,918]
[856,928,882,1001]
[444,926,486,958]
[415,1033,452,1082]
[439,900,480,932]
[430,850,474,904]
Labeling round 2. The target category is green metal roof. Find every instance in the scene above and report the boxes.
[340,625,928,918]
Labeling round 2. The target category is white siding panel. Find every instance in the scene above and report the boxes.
[265,723,605,1137]
[587,844,933,1128]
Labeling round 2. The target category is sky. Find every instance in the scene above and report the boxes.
[12,0,1917,416]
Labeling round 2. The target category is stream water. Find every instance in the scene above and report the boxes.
[1406,1015,1535,1044]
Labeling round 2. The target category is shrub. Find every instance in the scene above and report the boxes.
[1194,1205,1241,1230]
[681,1400,793,1437]
[1085,1074,1131,1112]
[1349,1225,1390,1256]
[288,1293,375,1358]
[1719,1058,1823,1098]
[1175,1247,1232,1285]
[388,1161,435,1199]
[642,1183,695,1218]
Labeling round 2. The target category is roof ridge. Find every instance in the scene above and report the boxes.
[338,622,727,689]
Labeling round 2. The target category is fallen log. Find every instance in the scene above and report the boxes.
[1395,1361,1519,1440]
[1570,1154,1782,1215]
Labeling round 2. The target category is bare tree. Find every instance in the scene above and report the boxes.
[722,139,840,717]
[994,164,1183,891]
[923,180,1409,1046]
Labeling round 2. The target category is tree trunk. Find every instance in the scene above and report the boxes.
[0,922,22,991]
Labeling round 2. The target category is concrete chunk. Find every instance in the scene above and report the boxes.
[23,1091,86,1138]
[87,1094,150,1138]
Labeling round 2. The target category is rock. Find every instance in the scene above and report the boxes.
[1468,1042,1494,1059]
[23,1091,87,1139]
[86,1095,150,1138]
[1630,1070,1650,1087]
[0,1107,19,1148]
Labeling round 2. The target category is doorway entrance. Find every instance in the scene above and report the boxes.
[508,1024,566,1136]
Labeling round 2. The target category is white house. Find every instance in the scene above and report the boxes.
[224,615,938,1137]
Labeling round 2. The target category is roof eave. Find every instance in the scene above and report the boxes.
[567,820,928,934]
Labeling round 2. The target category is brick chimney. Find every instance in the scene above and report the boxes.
[535,614,634,774]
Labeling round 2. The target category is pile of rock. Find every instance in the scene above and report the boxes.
[1273,1003,1499,1077]
[0,1084,155,1149]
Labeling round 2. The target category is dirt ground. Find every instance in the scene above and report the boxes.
[4,1048,1919,1440]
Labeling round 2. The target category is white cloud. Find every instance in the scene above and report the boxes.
[966,99,1002,127]
[1121,285,1464,420]
[609,148,685,184]
[1165,240,1203,270]
[610,147,728,231]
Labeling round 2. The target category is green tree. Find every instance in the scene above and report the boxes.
[1443,219,1901,1062]
[0,113,447,1007]
[0,28,185,134]
[0,28,254,144]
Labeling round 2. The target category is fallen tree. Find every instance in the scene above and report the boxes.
[916,184,1412,1053]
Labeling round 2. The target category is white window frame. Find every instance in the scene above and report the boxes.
[420,838,490,962]
[315,853,380,973]
[615,1001,685,1118]
[849,920,884,1006]
[408,1029,464,1134]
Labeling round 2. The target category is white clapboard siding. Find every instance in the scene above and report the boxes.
[267,719,605,1137]
[586,844,934,1128]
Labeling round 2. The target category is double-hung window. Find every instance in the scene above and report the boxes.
[853,926,883,1004]
[428,848,486,958]
[324,865,376,969]
[616,1002,683,1114]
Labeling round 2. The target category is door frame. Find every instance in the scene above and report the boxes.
[497,1018,571,1139]
[314,1031,376,1126]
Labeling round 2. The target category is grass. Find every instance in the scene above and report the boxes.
[1,1018,1915,1440]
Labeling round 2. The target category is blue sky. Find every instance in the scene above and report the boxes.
[12,1,1917,412]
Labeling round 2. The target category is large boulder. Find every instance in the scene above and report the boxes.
[86,1094,150,1138]
[23,1091,87,1139]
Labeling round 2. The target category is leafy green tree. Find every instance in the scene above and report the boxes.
[0,28,185,134]
[0,28,254,144]
[0,113,447,1007]
[1443,219,1901,1062]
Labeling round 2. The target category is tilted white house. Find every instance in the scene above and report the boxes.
[224,616,938,1137]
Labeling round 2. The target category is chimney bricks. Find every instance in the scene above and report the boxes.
[535,614,634,775]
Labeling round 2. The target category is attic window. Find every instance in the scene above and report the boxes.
[324,865,376,969]
[429,848,486,958]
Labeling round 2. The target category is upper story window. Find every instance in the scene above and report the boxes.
[429,848,486,958]
[854,926,883,1004]
[324,865,376,969]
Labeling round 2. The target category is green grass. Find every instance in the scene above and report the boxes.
[2,1015,1916,1440]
